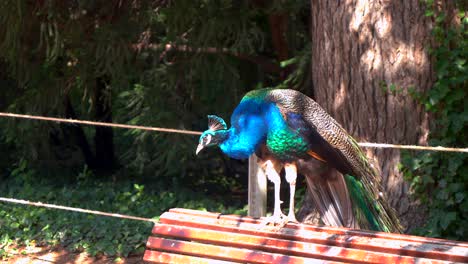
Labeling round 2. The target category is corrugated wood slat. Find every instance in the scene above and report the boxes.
[143,208,468,264]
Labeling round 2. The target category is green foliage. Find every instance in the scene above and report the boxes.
[400,2,467,240]
[276,43,312,93]
[0,0,309,186]
[0,1,308,258]
[0,161,246,259]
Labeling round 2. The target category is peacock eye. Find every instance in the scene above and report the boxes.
[204,134,212,145]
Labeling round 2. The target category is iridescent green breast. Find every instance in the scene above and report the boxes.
[235,89,310,161]
[266,128,309,161]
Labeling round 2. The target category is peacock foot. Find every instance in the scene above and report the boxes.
[258,212,289,230]
[287,211,299,223]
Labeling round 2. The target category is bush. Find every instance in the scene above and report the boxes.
[0,162,246,259]
[400,2,467,241]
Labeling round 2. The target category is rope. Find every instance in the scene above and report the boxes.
[0,197,155,223]
[358,142,468,153]
[0,112,467,153]
[0,112,201,135]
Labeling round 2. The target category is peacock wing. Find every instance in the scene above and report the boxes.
[265,88,402,233]
[265,88,375,180]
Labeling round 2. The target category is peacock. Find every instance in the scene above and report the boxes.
[196,88,402,233]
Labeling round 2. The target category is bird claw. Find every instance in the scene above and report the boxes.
[258,212,290,230]
[287,212,299,223]
[263,214,287,225]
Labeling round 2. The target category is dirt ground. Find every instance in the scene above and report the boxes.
[1,245,145,264]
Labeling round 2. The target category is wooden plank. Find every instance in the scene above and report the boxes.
[248,154,267,218]
[159,211,468,263]
[148,223,455,264]
[166,208,468,247]
[143,250,238,264]
[146,237,345,264]
[157,209,468,263]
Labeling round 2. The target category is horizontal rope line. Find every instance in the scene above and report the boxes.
[358,142,468,153]
[0,112,202,135]
[0,112,467,153]
[0,197,155,223]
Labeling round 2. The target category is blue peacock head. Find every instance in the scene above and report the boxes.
[196,115,228,155]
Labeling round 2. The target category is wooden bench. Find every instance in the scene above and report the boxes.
[144,208,468,263]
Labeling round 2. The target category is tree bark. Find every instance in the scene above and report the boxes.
[63,93,96,169]
[308,0,434,231]
[93,76,115,172]
[268,13,291,79]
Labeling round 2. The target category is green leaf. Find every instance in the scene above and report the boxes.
[424,10,434,17]
[435,14,446,23]
[455,192,464,203]
[439,212,456,230]
[280,57,297,68]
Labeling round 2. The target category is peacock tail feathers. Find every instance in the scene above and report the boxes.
[345,136,403,233]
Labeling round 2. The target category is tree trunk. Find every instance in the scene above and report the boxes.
[93,76,115,172]
[307,0,434,232]
[268,13,291,79]
[63,93,96,169]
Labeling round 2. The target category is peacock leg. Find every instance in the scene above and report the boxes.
[284,163,299,223]
[263,160,286,224]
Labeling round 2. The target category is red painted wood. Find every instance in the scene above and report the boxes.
[146,237,345,264]
[159,209,468,263]
[148,223,453,264]
[143,250,237,264]
[168,208,468,247]
[143,209,468,264]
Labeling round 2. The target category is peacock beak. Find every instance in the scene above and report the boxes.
[195,144,204,155]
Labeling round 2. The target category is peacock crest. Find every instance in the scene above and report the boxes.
[207,115,227,131]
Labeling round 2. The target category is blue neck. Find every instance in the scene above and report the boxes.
[217,99,284,160]
[219,126,265,159]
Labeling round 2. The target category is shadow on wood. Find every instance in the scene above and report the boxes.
[144,208,468,263]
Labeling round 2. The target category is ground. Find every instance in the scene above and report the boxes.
[1,245,144,264]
